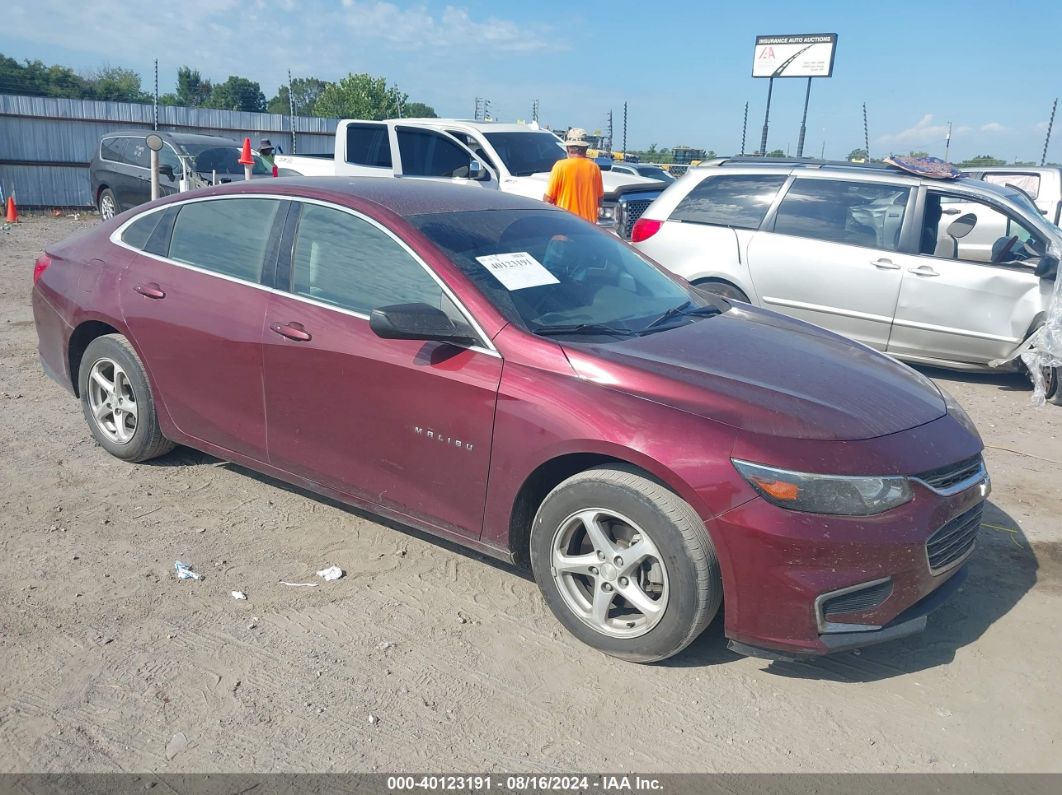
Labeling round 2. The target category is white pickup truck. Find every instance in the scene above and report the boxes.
[275,118,664,237]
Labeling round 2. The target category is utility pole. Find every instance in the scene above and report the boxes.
[532,99,539,123]
[1042,98,1057,167]
[474,97,482,121]
[605,110,613,153]
[484,99,492,121]
[944,121,952,162]
[622,101,628,158]
[288,69,297,154]
[741,101,748,155]
[862,103,870,162]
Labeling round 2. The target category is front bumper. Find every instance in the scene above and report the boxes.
[710,474,986,658]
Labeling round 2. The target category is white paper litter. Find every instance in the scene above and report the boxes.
[280,581,318,588]
[174,561,200,581]
[316,565,344,582]
[231,591,247,600]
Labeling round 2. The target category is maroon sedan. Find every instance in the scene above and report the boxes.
[31,178,989,662]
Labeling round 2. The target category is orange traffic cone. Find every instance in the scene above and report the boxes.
[5,196,17,223]
[238,137,254,166]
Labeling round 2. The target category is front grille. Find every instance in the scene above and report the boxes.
[915,454,984,493]
[926,503,982,573]
[821,579,893,617]
[621,199,653,238]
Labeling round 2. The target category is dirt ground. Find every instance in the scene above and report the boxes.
[1,214,1060,773]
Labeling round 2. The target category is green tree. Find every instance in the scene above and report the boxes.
[766,149,786,158]
[847,148,868,162]
[86,66,149,103]
[175,67,212,108]
[204,75,266,112]
[313,73,406,119]
[401,101,437,118]
[958,154,1006,167]
[907,150,929,158]
[267,77,331,115]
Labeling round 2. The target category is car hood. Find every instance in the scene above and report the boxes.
[561,304,947,441]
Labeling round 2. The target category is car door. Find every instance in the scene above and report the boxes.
[119,196,286,461]
[261,200,502,539]
[744,176,913,350]
[886,187,1046,365]
[389,123,496,187]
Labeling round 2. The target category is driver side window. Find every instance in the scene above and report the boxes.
[923,191,1042,267]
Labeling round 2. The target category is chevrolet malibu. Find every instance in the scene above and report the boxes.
[31,178,990,662]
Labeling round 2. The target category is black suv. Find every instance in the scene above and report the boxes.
[89,131,271,218]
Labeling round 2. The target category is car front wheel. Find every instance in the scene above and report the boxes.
[1044,365,1062,406]
[78,334,174,462]
[530,465,722,663]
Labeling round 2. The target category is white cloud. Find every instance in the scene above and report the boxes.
[1034,121,1050,133]
[980,122,1009,134]
[878,114,951,145]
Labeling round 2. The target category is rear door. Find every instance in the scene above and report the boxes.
[119,197,285,461]
[745,177,913,350]
[887,187,1045,365]
[261,200,502,538]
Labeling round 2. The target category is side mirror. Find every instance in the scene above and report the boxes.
[469,159,491,181]
[1035,254,1059,280]
[369,303,476,344]
[159,164,175,180]
[947,213,977,240]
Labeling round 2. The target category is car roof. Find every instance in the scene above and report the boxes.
[166,176,562,218]
[101,130,243,147]
[401,119,556,135]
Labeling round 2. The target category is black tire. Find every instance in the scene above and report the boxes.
[98,188,119,220]
[1045,366,1062,406]
[693,278,749,303]
[530,465,722,663]
[78,334,174,462]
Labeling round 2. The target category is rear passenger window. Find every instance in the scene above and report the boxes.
[291,204,443,315]
[168,198,281,281]
[670,175,786,229]
[772,179,910,250]
[345,124,392,168]
[121,212,163,250]
[100,137,124,163]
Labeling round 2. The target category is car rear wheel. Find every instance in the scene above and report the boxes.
[98,188,118,220]
[530,465,722,663]
[693,278,749,303]
[78,334,174,462]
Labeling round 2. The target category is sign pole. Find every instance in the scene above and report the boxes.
[758,77,774,156]
[795,77,812,157]
[741,101,748,155]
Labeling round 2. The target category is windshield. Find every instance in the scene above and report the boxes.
[637,166,675,181]
[178,144,270,176]
[483,132,566,176]
[998,186,1062,239]
[411,209,715,340]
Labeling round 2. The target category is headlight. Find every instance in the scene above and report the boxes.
[597,203,618,226]
[732,459,913,516]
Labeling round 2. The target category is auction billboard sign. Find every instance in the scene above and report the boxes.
[753,34,837,78]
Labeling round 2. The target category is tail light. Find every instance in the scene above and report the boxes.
[33,254,52,284]
[630,218,663,243]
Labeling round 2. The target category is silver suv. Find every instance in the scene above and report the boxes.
[632,158,1062,400]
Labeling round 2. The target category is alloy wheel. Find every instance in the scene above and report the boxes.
[99,194,116,220]
[87,357,138,444]
[550,508,670,638]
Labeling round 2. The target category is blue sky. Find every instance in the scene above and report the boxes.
[1,0,1059,162]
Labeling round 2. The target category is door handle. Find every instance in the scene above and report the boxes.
[269,321,312,342]
[909,265,940,277]
[133,282,166,299]
[941,208,961,215]
[871,258,901,269]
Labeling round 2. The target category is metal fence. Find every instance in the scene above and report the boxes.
[0,94,340,208]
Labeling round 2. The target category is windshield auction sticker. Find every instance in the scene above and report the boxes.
[475,252,560,291]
